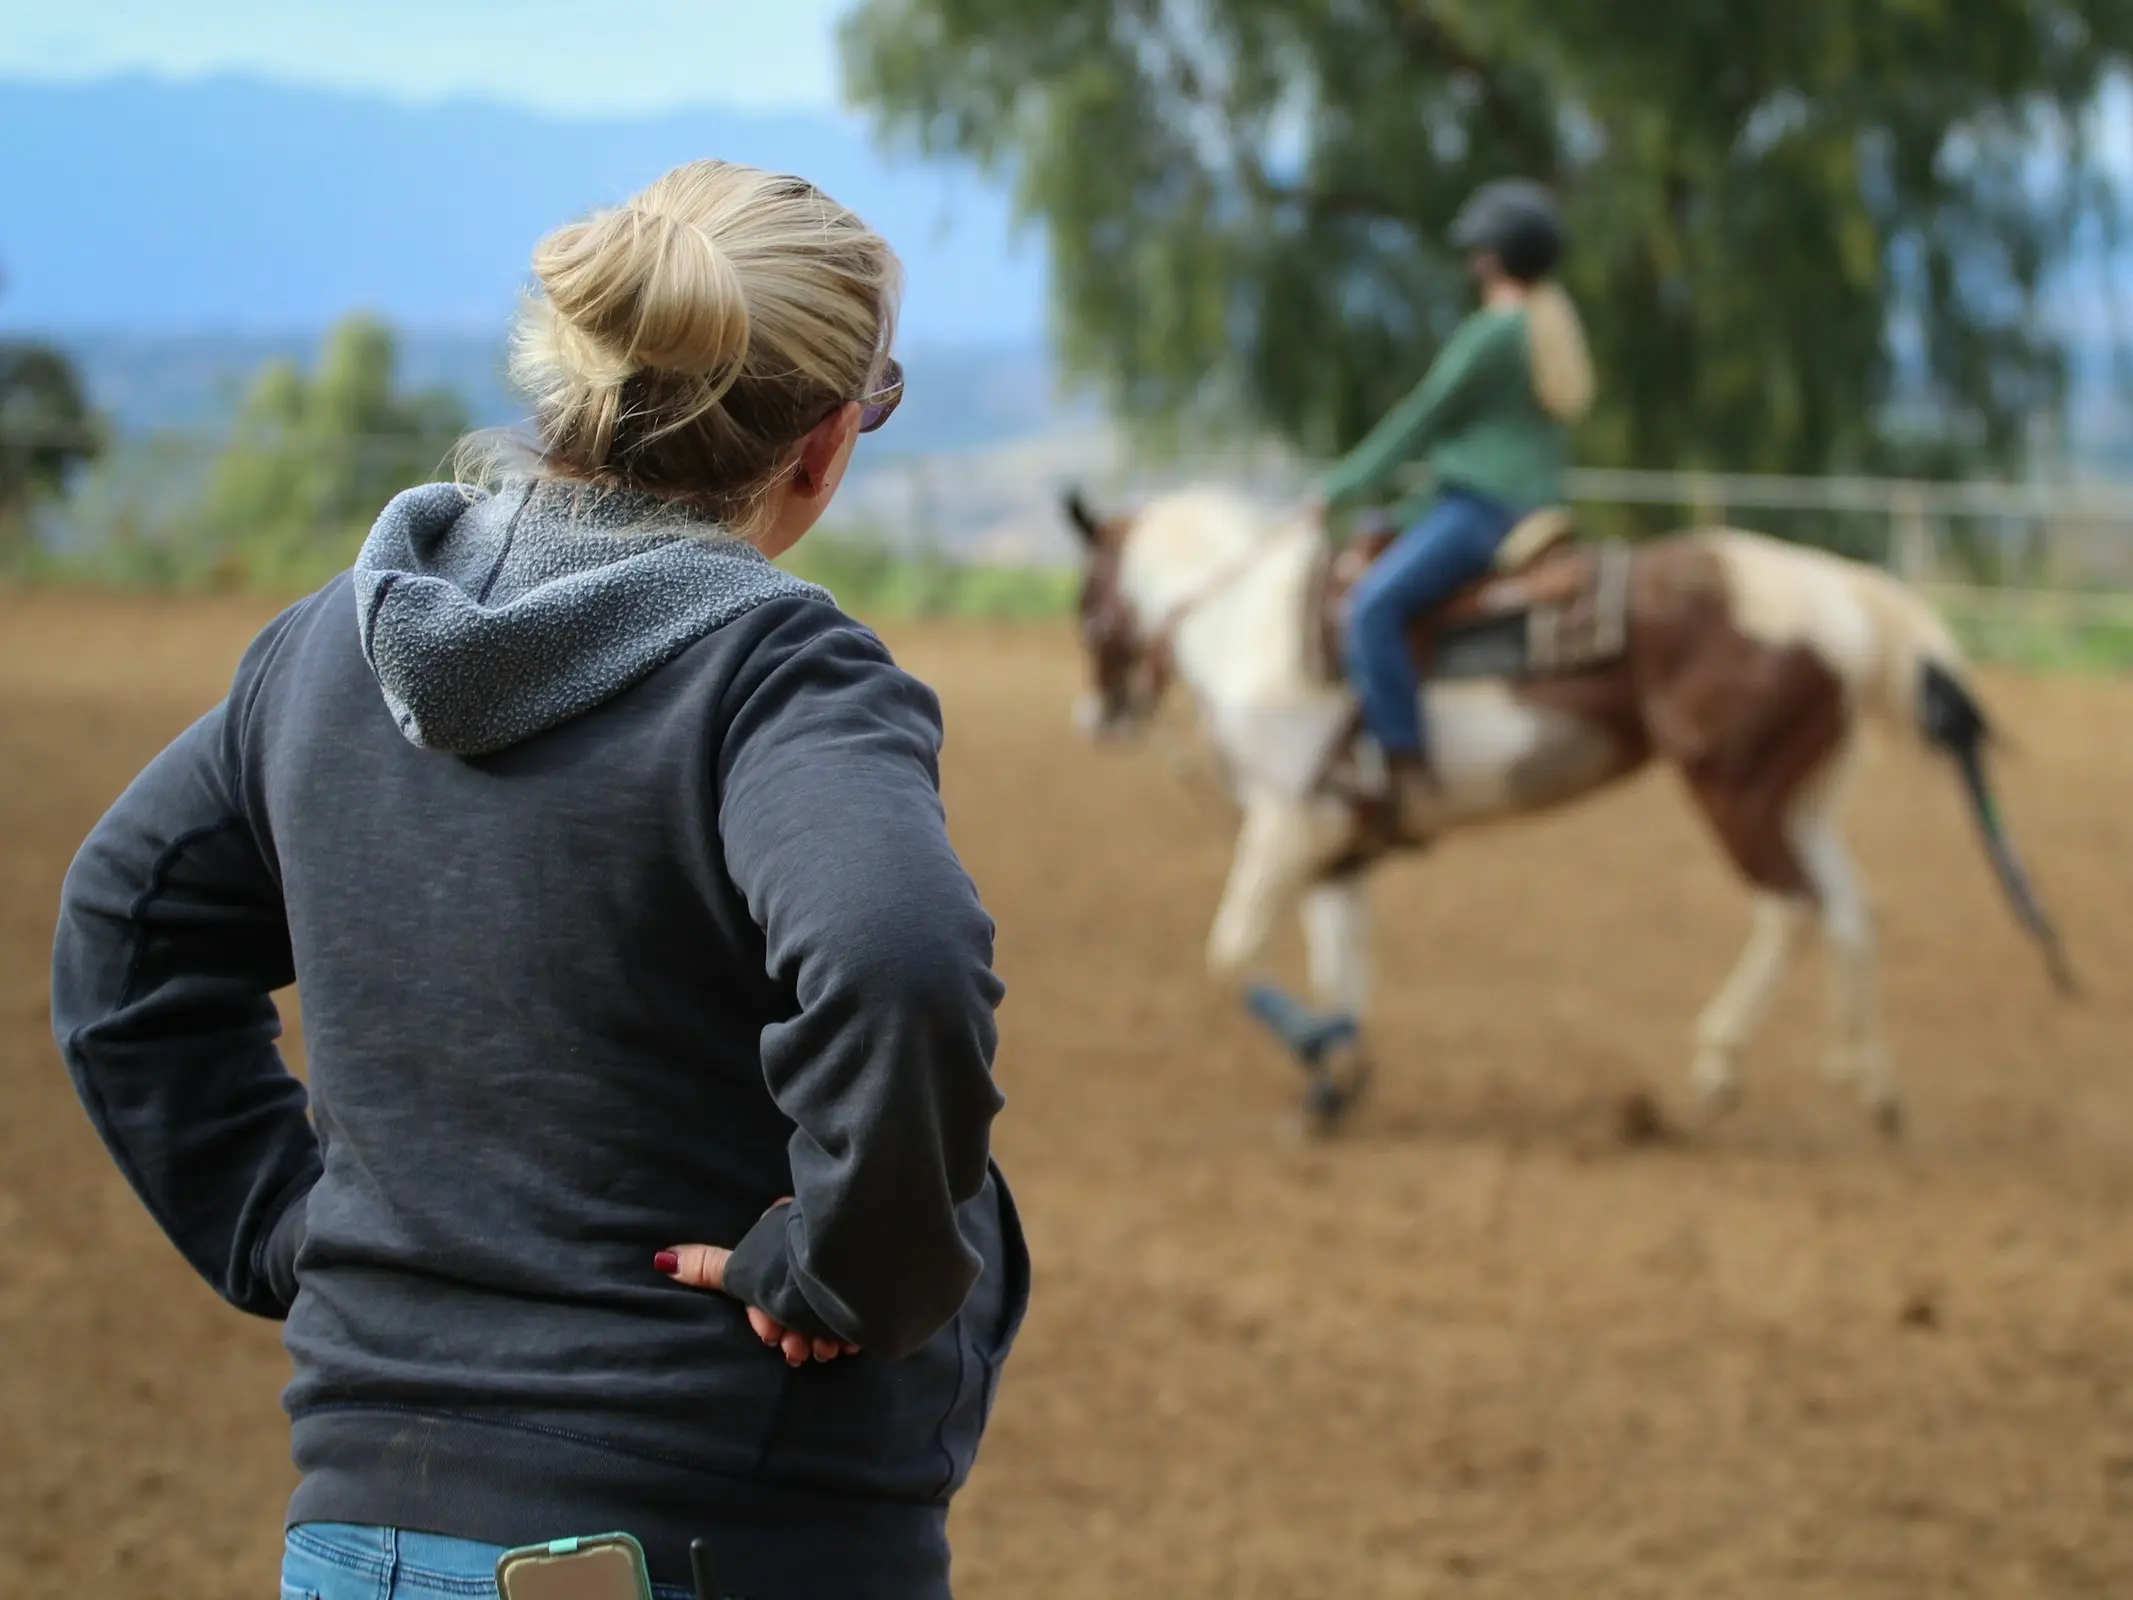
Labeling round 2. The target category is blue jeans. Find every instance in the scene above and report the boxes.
[281,1522,721,1600]
[1342,489,1518,757]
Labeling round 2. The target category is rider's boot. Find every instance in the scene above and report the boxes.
[1384,750,1441,844]
[1349,747,1438,853]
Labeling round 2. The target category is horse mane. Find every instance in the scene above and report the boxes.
[1114,486,1327,701]
[1126,486,1304,577]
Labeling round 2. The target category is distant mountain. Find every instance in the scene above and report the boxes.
[52,329,517,432]
[0,75,1045,344]
[50,328,1095,459]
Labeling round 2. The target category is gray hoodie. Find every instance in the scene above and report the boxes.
[51,479,1025,1599]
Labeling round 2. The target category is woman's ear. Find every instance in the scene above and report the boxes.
[749,403,863,560]
[793,403,861,498]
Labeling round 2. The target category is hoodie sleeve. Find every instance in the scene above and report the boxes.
[49,607,319,1320]
[715,603,1005,1360]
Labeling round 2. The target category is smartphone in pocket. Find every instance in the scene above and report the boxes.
[495,1532,654,1600]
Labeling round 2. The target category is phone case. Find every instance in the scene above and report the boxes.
[494,1531,655,1600]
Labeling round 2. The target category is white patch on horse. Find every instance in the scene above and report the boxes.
[1708,528,1956,718]
[1422,682,1600,817]
[1214,699,1354,799]
[1708,529,1873,677]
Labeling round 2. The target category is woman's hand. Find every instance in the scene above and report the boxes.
[656,1200,860,1368]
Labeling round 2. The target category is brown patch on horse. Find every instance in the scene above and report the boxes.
[1598,539,1847,897]
[1513,663,1649,764]
[1068,495,1170,720]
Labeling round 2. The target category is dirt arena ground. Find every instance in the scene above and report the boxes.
[4,589,2132,1599]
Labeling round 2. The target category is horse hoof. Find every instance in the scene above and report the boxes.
[1871,1099,1905,1143]
[1689,1055,1741,1117]
[1615,1089,1678,1147]
[1303,1075,1353,1133]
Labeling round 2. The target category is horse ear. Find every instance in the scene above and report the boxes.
[1062,485,1102,547]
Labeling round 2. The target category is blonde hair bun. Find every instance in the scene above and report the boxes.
[496,159,901,529]
[533,206,751,397]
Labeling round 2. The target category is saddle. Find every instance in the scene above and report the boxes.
[1308,506,1633,686]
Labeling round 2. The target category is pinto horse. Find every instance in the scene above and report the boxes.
[1064,484,2072,1136]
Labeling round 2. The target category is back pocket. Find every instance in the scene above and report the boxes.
[283,1523,390,1600]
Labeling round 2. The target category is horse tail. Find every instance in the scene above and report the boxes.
[1909,656,2078,995]
[1844,566,2075,994]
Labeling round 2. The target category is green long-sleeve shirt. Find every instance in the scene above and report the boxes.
[1320,307,1567,522]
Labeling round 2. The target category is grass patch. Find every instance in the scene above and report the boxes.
[777,533,1076,622]
[1950,614,2133,673]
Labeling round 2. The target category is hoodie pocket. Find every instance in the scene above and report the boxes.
[751,1168,1030,1501]
[932,1166,1031,1497]
[977,1164,1031,1394]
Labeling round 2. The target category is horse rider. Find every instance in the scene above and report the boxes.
[1307,178,1596,839]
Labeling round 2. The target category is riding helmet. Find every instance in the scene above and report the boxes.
[1447,179,1565,281]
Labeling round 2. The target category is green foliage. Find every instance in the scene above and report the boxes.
[0,339,101,549]
[192,314,467,589]
[842,0,2133,477]
[779,530,1079,621]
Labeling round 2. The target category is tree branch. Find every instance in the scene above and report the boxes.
[1379,1,1560,181]
[1235,157,1414,230]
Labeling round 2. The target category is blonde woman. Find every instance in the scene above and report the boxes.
[53,161,1023,1599]
[1314,178,1595,837]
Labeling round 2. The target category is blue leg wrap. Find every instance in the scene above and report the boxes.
[1245,983,1360,1069]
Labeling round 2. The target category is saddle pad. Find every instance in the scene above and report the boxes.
[1427,539,1635,682]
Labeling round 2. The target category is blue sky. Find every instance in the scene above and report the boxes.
[1,0,854,116]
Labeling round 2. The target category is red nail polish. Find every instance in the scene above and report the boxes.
[653,1250,679,1275]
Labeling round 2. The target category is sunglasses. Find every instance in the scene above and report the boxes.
[856,356,905,435]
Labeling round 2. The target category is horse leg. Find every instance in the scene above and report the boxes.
[1789,803,1897,1136]
[1303,872,1370,1018]
[1209,793,1365,1128]
[1691,892,1809,1113]
[1292,872,1373,1124]
[1206,793,1322,982]
[1768,737,1898,1134]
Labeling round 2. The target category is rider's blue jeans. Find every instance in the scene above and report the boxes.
[1342,488,1518,758]
[282,1522,727,1600]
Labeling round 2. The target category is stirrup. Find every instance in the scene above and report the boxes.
[1352,792,1431,854]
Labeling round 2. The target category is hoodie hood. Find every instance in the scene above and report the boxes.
[353,479,830,754]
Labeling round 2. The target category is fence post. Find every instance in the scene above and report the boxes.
[1891,484,1933,584]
